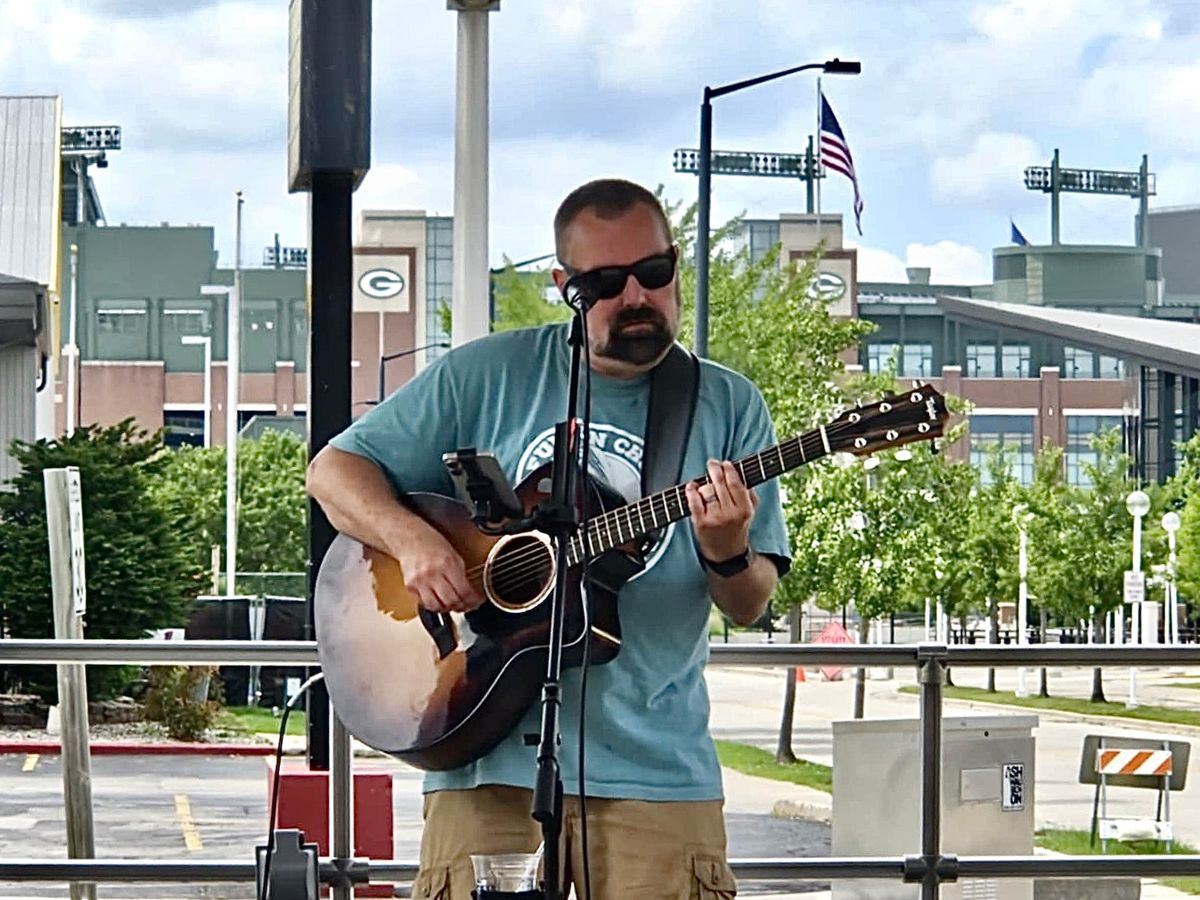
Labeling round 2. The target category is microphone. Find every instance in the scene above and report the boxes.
[561,274,596,312]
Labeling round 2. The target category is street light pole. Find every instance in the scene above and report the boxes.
[694,57,860,358]
[1125,489,1151,708]
[1013,504,1033,697]
[65,243,80,437]
[1163,511,1182,646]
[377,342,451,405]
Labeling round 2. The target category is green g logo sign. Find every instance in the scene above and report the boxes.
[807,271,847,302]
[359,268,406,300]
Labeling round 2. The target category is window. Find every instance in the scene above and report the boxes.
[426,217,452,362]
[1063,346,1093,379]
[1066,415,1123,486]
[965,343,996,377]
[242,302,280,373]
[866,342,931,377]
[164,410,204,448]
[95,301,149,359]
[969,414,1034,484]
[1001,344,1031,378]
[901,343,934,378]
[1098,355,1123,379]
[866,343,895,374]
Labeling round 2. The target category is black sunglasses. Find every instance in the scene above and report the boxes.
[563,247,677,302]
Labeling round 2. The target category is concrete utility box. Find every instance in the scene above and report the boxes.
[833,715,1038,900]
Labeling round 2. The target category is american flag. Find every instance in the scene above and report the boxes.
[819,92,864,234]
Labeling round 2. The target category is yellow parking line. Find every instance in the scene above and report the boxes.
[173,794,203,851]
[21,754,38,772]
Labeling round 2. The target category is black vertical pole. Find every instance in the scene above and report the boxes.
[695,90,713,359]
[805,135,815,215]
[306,172,355,771]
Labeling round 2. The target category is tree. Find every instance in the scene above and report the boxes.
[1022,441,1072,697]
[1049,430,1134,702]
[0,421,200,699]
[491,260,572,332]
[151,430,309,584]
[959,446,1022,691]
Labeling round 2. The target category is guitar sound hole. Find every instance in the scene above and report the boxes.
[485,534,555,612]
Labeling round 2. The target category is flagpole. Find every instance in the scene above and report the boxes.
[815,76,822,244]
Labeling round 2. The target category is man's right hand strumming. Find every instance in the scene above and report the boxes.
[307,445,483,614]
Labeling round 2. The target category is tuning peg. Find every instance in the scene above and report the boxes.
[929,439,940,456]
[912,380,920,389]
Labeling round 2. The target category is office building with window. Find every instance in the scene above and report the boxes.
[56,208,452,447]
[737,211,1200,485]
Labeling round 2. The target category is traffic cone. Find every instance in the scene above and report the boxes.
[794,666,806,683]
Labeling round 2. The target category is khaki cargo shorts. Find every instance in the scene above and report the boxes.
[413,785,735,900]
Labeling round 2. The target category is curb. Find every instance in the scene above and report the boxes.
[927,693,1200,738]
[771,798,832,825]
[0,741,275,756]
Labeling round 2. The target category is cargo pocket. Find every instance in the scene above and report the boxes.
[412,865,450,900]
[691,854,737,900]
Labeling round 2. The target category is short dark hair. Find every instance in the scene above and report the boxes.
[553,179,673,265]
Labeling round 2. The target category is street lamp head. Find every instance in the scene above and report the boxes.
[1162,511,1182,534]
[1012,503,1033,528]
[1125,490,1151,519]
[823,58,862,74]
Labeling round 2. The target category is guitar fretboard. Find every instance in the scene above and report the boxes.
[565,426,832,566]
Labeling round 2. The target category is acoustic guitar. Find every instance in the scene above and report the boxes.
[315,385,948,770]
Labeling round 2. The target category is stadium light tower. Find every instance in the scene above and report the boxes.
[1024,149,1155,247]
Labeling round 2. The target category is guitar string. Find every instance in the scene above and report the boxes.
[462,413,910,593]
[461,406,935,593]
[463,426,835,593]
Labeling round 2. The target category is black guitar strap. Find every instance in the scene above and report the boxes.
[641,342,701,496]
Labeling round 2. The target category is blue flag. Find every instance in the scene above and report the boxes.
[1010,220,1029,246]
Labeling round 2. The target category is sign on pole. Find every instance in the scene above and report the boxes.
[66,468,87,616]
[1123,570,1145,605]
[812,621,854,681]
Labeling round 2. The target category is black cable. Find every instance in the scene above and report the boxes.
[259,671,324,900]
[575,310,594,900]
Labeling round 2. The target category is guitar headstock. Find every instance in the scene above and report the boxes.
[826,384,948,457]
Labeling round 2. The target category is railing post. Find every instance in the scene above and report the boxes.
[918,643,948,900]
[331,710,353,900]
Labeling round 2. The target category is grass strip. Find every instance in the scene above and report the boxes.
[217,706,307,737]
[897,684,1200,728]
[714,739,832,793]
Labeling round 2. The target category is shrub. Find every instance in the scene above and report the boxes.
[144,665,223,741]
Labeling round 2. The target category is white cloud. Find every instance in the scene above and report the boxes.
[853,244,907,282]
[852,240,990,286]
[904,241,990,285]
[931,132,1043,205]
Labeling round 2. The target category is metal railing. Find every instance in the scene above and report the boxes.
[2,639,1200,899]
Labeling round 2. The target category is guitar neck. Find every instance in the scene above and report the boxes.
[566,424,833,566]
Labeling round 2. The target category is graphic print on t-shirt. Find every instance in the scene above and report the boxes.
[515,423,675,577]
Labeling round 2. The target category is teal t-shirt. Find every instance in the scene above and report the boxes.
[329,323,791,801]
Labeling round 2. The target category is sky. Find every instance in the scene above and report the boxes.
[3,0,1200,285]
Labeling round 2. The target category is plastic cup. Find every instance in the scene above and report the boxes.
[470,852,541,892]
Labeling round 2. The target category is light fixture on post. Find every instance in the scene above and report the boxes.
[1124,489,1151,708]
[180,335,213,447]
[1162,511,1182,646]
[694,57,860,357]
[1012,504,1034,697]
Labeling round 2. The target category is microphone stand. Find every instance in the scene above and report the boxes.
[527,293,591,900]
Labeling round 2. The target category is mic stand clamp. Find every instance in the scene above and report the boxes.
[255,829,319,900]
